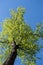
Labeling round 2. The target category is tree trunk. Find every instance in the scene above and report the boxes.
[3,41,17,65]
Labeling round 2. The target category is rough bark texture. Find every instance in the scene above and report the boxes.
[3,41,17,65]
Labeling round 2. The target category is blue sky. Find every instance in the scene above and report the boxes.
[0,0,43,65]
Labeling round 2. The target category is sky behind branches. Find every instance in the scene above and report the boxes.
[0,0,43,65]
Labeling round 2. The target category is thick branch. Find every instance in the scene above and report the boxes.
[3,41,18,65]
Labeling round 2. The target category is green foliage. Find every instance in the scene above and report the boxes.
[0,7,43,65]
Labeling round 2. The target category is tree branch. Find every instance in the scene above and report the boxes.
[3,41,17,65]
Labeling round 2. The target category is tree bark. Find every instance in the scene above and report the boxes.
[3,41,17,65]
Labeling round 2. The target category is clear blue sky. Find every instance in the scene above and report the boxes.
[0,0,43,65]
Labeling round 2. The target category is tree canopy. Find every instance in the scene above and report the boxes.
[0,7,43,65]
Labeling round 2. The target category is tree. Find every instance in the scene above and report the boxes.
[0,7,43,65]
